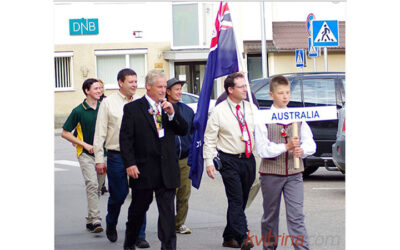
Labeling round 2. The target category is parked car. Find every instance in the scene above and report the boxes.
[332,105,345,174]
[252,72,346,176]
[180,92,216,114]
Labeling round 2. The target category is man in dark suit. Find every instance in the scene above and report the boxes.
[120,69,188,250]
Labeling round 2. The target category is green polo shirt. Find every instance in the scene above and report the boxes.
[63,99,100,156]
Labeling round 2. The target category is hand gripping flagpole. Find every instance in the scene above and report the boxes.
[292,122,300,169]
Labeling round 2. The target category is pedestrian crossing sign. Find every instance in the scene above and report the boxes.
[312,20,339,47]
[308,37,319,57]
[295,49,305,67]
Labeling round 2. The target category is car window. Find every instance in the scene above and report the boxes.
[302,78,337,106]
[190,95,199,103]
[288,80,302,107]
[180,94,193,104]
[254,83,270,101]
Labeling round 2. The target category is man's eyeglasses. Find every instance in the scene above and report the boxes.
[234,85,247,89]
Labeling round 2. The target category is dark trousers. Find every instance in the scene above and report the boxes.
[124,187,177,250]
[219,152,256,243]
[106,151,146,238]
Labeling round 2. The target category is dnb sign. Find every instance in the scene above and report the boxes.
[69,18,99,35]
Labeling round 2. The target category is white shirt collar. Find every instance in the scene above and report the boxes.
[271,104,287,111]
[117,90,134,101]
[145,94,161,112]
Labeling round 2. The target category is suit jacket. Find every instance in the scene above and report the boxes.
[120,96,188,189]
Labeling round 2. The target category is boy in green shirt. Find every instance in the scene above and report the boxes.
[61,78,106,233]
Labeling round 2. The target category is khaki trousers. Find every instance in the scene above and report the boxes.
[77,153,106,224]
[175,158,191,228]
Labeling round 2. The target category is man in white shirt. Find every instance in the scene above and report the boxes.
[93,68,149,248]
[203,72,256,250]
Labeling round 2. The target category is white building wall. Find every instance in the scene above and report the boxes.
[54,2,172,44]
[53,2,346,47]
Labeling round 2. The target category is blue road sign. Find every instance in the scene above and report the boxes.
[308,37,319,57]
[295,49,304,67]
[312,20,339,47]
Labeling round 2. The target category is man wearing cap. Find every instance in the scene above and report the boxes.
[166,78,194,235]
[203,72,256,250]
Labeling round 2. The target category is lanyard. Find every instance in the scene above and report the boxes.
[227,101,246,126]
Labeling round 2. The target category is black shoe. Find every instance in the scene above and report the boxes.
[123,246,135,250]
[135,238,150,248]
[106,224,117,242]
[240,239,254,250]
[86,223,103,233]
[222,239,240,248]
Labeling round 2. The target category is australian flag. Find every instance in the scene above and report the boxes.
[188,2,239,189]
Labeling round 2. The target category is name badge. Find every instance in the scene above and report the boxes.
[241,131,249,142]
[158,128,165,138]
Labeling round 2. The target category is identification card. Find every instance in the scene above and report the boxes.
[242,131,249,142]
[158,128,165,138]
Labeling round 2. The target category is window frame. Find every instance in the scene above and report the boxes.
[171,2,209,49]
[94,49,148,90]
[54,51,74,92]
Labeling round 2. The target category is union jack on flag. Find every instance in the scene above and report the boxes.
[188,2,239,189]
[210,2,233,51]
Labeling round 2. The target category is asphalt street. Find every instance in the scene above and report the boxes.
[55,134,345,250]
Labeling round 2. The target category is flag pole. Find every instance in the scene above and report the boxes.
[228,2,256,120]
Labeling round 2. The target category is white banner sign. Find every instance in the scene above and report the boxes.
[254,106,337,125]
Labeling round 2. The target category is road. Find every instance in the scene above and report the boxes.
[55,134,345,250]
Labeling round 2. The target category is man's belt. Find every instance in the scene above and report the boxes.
[218,150,248,159]
[107,150,120,154]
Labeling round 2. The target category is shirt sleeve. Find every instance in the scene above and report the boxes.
[167,112,175,121]
[203,109,220,167]
[254,123,287,158]
[300,122,316,158]
[62,108,79,132]
[94,101,108,164]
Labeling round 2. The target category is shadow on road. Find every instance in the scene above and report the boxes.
[304,172,345,182]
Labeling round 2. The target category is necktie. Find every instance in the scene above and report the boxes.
[155,103,162,131]
[236,104,252,158]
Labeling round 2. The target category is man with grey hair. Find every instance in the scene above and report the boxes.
[120,69,188,250]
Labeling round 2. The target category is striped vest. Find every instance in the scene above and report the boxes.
[260,123,304,176]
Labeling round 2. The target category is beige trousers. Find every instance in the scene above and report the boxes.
[77,153,106,224]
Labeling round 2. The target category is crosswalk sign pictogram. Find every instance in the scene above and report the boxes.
[312,20,339,47]
[308,37,319,57]
[295,49,304,67]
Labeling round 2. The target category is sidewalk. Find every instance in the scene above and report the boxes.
[55,128,63,135]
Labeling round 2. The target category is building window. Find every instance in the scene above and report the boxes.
[172,3,214,48]
[95,49,147,89]
[247,55,263,81]
[54,52,73,91]
[172,3,199,47]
